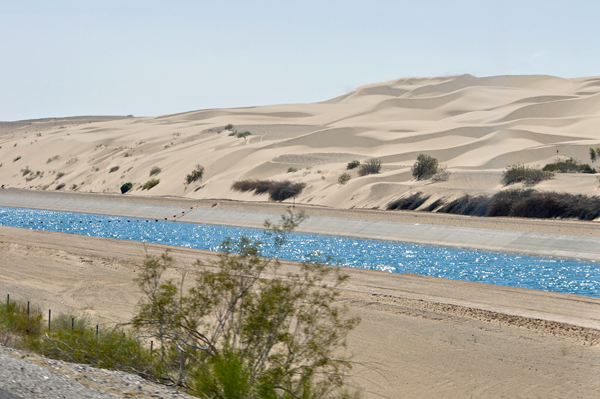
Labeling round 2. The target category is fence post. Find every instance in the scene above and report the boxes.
[6,294,8,309]
[48,309,51,330]
[72,317,74,330]
[96,324,99,338]
[27,301,30,321]
[150,340,153,355]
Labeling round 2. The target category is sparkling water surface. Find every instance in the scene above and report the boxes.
[1,206,598,297]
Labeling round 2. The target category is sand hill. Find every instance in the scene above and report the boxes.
[2,74,600,209]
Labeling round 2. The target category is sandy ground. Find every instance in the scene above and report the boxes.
[2,74,600,211]
[1,224,599,398]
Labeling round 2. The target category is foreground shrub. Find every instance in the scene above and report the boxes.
[133,212,360,397]
[502,164,553,186]
[387,192,430,211]
[185,164,204,185]
[287,167,298,173]
[232,179,306,201]
[437,189,600,220]
[358,158,382,176]
[542,158,596,174]
[411,154,438,180]
[347,160,360,170]
[0,299,43,342]
[120,182,133,194]
[141,179,160,190]
[149,166,161,176]
[55,183,65,190]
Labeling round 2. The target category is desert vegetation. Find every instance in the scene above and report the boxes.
[120,182,133,194]
[185,164,204,185]
[358,158,382,176]
[338,173,351,185]
[232,179,306,201]
[411,154,438,180]
[0,213,360,398]
[142,179,160,191]
[149,166,161,176]
[501,164,553,186]
[542,158,596,174]
[109,166,120,173]
[346,160,360,170]
[387,192,430,211]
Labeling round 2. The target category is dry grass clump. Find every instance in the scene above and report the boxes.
[141,179,160,190]
[502,164,553,186]
[542,158,596,174]
[358,158,382,176]
[232,179,306,201]
[387,192,430,211]
[437,189,600,220]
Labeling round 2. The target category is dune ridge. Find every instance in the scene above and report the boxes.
[2,74,600,210]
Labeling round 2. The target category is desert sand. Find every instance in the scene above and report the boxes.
[1,74,600,209]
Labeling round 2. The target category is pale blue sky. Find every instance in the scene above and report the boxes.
[2,1,599,121]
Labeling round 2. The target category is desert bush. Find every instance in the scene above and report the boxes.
[590,148,597,163]
[185,164,204,185]
[387,192,430,211]
[133,212,360,397]
[0,299,43,340]
[542,158,596,174]
[13,156,21,162]
[347,160,360,170]
[358,158,382,176]
[411,154,438,180]
[431,165,450,182]
[109,166,120,173]
[224,123,234,130]
[66,157,78,165]
[149,166,161,176]
[120,182,133,194]
[46,155,59,164]
[21,166,31,176]
[70,184,78,190]
[124,152,131,158]
[287,167,298,173]
[55,183,65,190]
[142,179,160,190]
[56,172,65,179]
[231,179,306,201]
[502,164,553,186]
[338,173,351,185]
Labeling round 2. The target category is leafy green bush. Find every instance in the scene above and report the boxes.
[149,166,161,176]
[224,123,234,130]
[502,164,553,186]
[358,158,382,176]
[55,183,65,190]
[411,154,438,180]
[120,182,133,194]
[21,166,31,176]
[0,299,43,339]
[347,160,360,170]
[133,212,360,397]
[287,167,298,173]
[56,172,65,179]
[338,173,351,185]
[542,158,596,174]
[185,164,204,184]
[142,179,160,190]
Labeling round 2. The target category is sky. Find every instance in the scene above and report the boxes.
[1,1,599,121]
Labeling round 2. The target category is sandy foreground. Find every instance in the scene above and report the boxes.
[1,195,600,398]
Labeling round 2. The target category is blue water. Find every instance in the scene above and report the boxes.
[1,206,598,297]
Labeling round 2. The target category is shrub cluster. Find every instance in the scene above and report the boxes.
[347,160,360,170]
[232,179,306,201]
[141,179,160,190]
[501,164,553,186]
[411,154,438,180]
[437,189,600,220]
[358,158,382,176]
[542,158,596,174]
[185,164,204,185]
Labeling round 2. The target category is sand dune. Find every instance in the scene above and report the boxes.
[2,74,600,209]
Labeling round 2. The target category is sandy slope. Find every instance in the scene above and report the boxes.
[2,74,600,210]
[1,226,599,398]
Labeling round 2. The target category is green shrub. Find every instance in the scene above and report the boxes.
[13,156,21,162]
[46,155,59,164]
[287,167,298,173]
[236,131,251,138]
[542,158,596,174]
[411,154,438,180]
[338,173,351,185]
[149,166,161,176]
[358,158,382,176]
[120,182,133,194]
[124,152,131,158]
[142,179,160,190]
[185,164,204,184]
[109,166,119,173]
[225,123,234,130]
[0,299,43,339]
[55,183,65,190]
[56,172,65,179]
[70,184,78,190]
[502,164,553,186]
[21,166,31,176]
[347,160,360,170]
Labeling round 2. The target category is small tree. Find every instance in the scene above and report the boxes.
[338,173,351,185]
[411,154,438,180]
[590,148,597,163]
[185,164,205,185]
[133,212,360,398]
